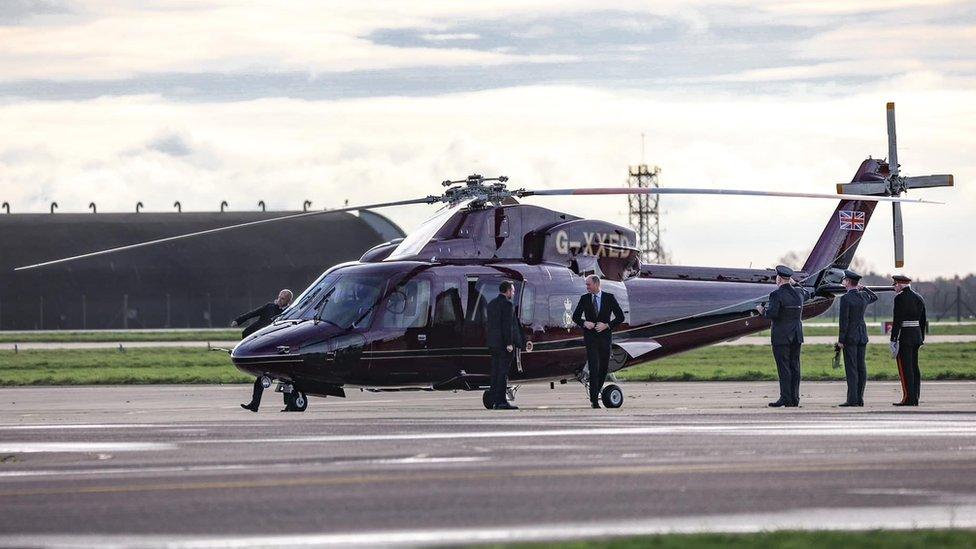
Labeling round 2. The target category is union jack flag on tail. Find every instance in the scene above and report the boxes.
[839,210,865,231]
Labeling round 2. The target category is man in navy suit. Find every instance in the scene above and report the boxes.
[486,281,525,410]
[836,269,878,407]
[572,275,625,408]
[757,265,810,408]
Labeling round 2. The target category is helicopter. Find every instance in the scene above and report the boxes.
[16,103,953,411]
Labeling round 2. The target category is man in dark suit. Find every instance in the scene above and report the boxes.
[236,289,293,412]
[233,289,294,338]
[836,269,878,407]
[757,265,810,408]
[890,274,927,406]
[486,281,524,410]
[572,274,625,408]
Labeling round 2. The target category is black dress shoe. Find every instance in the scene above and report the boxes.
[838,402,855,407]
[240,403,258,412]
[493,403,519,410]
[857,402,864,407]
[785,401,799,407]
[768,400,786,408]
[591,401,600,409]
[893,402,910,406]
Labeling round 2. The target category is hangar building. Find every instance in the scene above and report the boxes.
[0,210,403,330]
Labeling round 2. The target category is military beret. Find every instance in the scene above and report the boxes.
[892,274,912,283]
[843,269,861,282]
[775,265,794,278]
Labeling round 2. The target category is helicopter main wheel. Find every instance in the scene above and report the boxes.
[482,390,493,410]
[601,384,624,408]
[283,390,309,412]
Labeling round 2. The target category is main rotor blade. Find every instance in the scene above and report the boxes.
[521,187,941,204]
[893,201,905,268]
[14,196,438,271]
[887,102,899,177]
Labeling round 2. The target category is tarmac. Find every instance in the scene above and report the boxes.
[0,381,975,547]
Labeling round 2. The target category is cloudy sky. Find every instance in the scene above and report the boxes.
[1,0,974,277]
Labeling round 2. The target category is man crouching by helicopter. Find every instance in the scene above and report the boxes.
[233,289,293,412]
[486,281,525,410]
[756,266,810,408]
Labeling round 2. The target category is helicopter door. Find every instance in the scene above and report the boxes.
[462,275,523,378]
[426,277,465,375]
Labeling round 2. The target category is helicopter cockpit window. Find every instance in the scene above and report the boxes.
[278,272,341,321]
[379,279,431,329]
[278,273,385,328]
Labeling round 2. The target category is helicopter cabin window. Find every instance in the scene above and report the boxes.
[432,281,463,326]
[519,284,534,325]
[465,278,491,326]
[379,278,431,329]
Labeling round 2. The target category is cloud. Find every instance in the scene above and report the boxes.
[0,84,972,277]
[0,0,74,25]
[1,1,974,278]
[147,132,193,157]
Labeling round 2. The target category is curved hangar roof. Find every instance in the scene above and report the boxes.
[0,210,403,330]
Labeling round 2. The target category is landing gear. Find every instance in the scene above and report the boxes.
[601,384,624,408]
[283,389,308,412]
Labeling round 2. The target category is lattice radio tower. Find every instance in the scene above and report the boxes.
[627,159,669,265]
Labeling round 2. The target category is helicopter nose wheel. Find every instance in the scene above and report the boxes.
[283,390,309,412]
[482,390,493,410]
[601,384,624,408]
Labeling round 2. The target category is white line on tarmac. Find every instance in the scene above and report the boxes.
[189,421,976,445]
[0,504,974,548]
[0,456,488,479]
[0,443,176,453]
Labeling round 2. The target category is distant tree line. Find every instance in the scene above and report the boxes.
[778,251,975,323]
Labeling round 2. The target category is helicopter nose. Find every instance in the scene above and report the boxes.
[232,321,318,359]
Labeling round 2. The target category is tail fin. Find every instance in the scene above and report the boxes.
[801,159,884,276]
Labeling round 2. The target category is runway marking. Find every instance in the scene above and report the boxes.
[188,420,976,445]
[0,456,488,479]
[1,504,975,547]
[1,456,974,498]
[0,442,176,453]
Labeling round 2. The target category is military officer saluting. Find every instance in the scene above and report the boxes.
[890,274,927,406]
[757,265,810,408]
[836,270,878,407]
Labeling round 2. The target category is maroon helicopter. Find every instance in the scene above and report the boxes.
[17,103,953,410]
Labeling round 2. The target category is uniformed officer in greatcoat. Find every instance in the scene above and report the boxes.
[836,269,878,407]
[757,265,810,408]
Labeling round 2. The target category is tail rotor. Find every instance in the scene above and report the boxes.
[836,102,953,268]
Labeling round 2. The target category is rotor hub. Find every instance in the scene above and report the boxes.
[438,174,521,207]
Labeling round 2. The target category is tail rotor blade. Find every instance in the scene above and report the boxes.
[892,201,905,268]
[887,102,899,177]
[14,196,438,271]
[903,174,954,189]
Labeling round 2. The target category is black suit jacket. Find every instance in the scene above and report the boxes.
[236,302,283,338]
[763,284,809,345]
[891,288,927,344]
[572,291,625,343]
[838,288,878,345]
[486,294,524,350]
